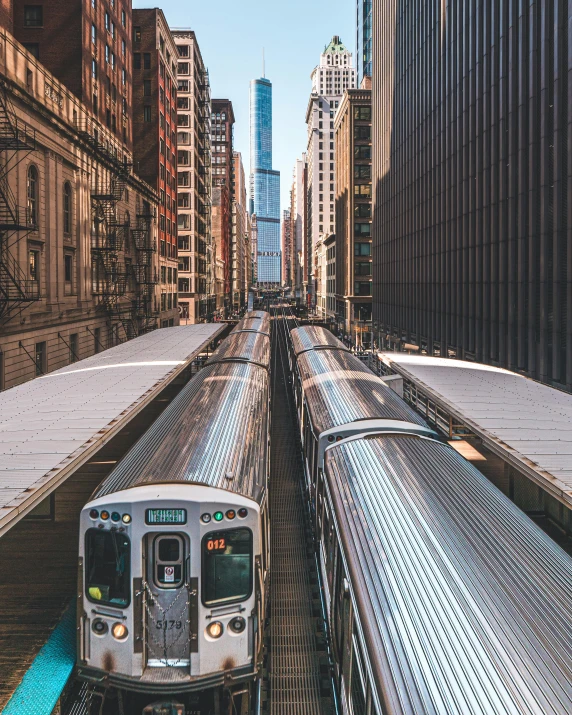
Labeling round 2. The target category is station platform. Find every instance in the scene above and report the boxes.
[378,353,572,540]
[0,324,224,713]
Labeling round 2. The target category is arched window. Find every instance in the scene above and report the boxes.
[63,182,72,234]
[27,165,38,226]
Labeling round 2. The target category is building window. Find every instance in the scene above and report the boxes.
[355,125,371,141]
[105,11,110,31]
[24,5,43,26]
[64,253,73,283]
[94,327,102,354]
[143,106,151,122]
[92,58,97,79]
[24,43,39,59]
[91,24,96,45]
[29,249,39,283]
[122,68,126,86]
[35,341,46,376]
[27,165,38,226]
[63,182,72,234]
[354,204,371,218]
[133,26,141,42]
[143,52,151,69]
[121,9,126,27]
[69,333,79,363]
[354,281,372,297]
[122,39,126,56]
[354,223,371,237]
[133,53,141,70]
[354,243,371,257]
[354,184,372,197]
[143,79,151,96]
[354,106,371,121]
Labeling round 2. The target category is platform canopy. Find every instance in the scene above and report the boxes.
[379,353,572,508]
[0,324,223,535]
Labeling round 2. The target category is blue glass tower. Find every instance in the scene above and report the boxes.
[250,77,281,284]
[357,0,373,82]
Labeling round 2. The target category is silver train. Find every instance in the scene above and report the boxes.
[77,312,271,712]
[290,325,572,715]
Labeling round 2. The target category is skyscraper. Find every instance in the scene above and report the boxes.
[305,37,356,304]
[356,0,373,82]
[372,2,572,390]
[250,77,280,285]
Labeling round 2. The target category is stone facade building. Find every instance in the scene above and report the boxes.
[173,30,214,322]
[305,37,356,306]
[0,28,162,389]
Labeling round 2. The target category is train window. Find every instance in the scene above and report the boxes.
[202,528,253,607]
[85,529,130,607]
[154,535,184,589]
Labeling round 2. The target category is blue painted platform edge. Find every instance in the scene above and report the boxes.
[2,602,76,715]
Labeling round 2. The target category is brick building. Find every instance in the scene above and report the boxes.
[334,80,372,343]
[211,98,234,314]
[0,28,162,389]
[132,8,178,326]
[13,0,132,150]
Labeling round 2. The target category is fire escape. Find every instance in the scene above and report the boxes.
[0,80,38,324]
[131,205,158,333]
[197,69,213,321]
[79,119,158,340]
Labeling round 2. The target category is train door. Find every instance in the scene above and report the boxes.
[144,534,195,668]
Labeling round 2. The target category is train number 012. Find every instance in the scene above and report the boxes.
[206,537,226,552]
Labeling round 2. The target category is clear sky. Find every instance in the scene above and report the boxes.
[133,0,355,212]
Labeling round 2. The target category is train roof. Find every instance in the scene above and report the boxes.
[207,330,270,370]
[92,362,269,503]
[325,434,572,714]
[233,312,270,336]
[290,326,349,357]
[297,349,426,435]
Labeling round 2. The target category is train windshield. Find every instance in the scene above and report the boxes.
[202,528,253,606]
[85,528,131,607]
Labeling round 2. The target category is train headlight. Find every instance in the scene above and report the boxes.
[92,619,108,636]
[89,509,99,519]
[213,511,224,522]
[226,509,236,520]
[206,621,224,639]
[111,512,121,522]
[229,617,246,634]
[122,514,131,524]
[238,508,248,519]
[111,623,128,640]
[201,513,211,524]
[100,510,110,521]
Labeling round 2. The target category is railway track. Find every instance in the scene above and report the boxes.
[263,307,333,715]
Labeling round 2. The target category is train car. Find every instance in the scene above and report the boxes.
[233,311,270,336]
[291,325,572,714]
[77,314,271,713]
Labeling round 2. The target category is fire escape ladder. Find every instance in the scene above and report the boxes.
[0,81,39,323]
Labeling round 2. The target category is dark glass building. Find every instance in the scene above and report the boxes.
[372,2,572,390]
[250,77,281,284]
[356,0,372,83]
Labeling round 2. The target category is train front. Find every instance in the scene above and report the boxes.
[77,483,264,694]
[76,315,271,706]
